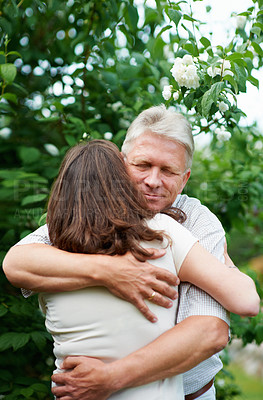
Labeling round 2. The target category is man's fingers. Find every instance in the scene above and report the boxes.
[147,290,176,309]
[152,279,179,300]
[52,372,68,385]
[153,266,180,286]
[52,383,71,399]
[61,356,82,370]
[132,297,158,323]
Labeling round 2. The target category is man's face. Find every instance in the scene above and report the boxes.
[124,131,191,211]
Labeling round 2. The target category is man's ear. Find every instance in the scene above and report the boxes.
[121,152,126,162]
[179,168,191,194]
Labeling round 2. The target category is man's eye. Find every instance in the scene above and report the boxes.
[135,164,149,170]
[162,169,175,176]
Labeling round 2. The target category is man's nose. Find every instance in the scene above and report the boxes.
[144,168,162,188]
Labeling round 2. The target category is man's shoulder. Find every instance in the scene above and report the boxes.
[15,224,50,246]
[173,194,201,209]
[173,194,224,230]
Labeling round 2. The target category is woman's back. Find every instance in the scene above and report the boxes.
[39,213,197,399]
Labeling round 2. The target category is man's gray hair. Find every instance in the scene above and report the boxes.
[121,105,194,169]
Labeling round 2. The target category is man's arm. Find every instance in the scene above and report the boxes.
[52,316,229,400]
[3,243,179,323]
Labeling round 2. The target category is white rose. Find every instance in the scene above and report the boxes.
[119,118,130,129]
[112,101,122,111]
[236,15,246,30]
[207,66,221,78]
[222,60,234,76]
[254,140,263,150]
[104,132,113,140]
[218,101,229,113]
[215,126,231,141]
[182,54,194,65]
[162,85,172,100]
[171,58,199,89]
[173,91,180,101]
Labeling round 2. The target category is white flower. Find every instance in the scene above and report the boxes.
[222,60,234,77]
[207,59,233,78]
[162,85,173,100]
[173,91,180,101]
[215,126,231,142]
[0,127,11,139]
[236,15,246,30]
[104,131,113,140]
[254,140,263,150]
[82,132,88,139]
[170,57,199,89]
[182,54,194,65]
[119,118,130,129]
[44,143,59,156]
[218,101,229,113]
[217,379,225,388]
[112,101,122,111]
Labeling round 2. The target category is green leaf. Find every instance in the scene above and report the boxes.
[31,331,47,350]
[7,51,22,58]
[201,82,224,118]
[20,388,34,397]
[251,41,263,56]
[0,63,17,84]
[233,63,247,92]
[184,92,195,110]
[38,212,47,226]
[251,26,261,36]
[30,383,50,393]
[0,332,30,351]
[65,134,77,146]
[223,74,239,94]
[125,4,139,32]
[200,37,211,48]
[166,9,182,26]
[0,92,18,104]
[19,147,41,164]
[255,324,263,344]
[0,304,8,317]
[21,193,48,206]
[156,25,173,38]
[247,75,259,89]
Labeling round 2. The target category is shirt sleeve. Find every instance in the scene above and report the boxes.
[15,224,51,298]
[174,195,230,326]
[15,224,51,246]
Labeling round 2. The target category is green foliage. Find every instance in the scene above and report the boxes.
[0,0,262,398]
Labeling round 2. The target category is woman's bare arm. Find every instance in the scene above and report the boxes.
[179,242,260,317]
[3,243,179,323]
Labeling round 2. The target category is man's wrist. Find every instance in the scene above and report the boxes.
[83,254,112,287]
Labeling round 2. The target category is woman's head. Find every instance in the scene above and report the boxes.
[47,140,166,259]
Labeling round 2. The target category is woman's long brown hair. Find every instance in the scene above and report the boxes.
[47,140,185,261]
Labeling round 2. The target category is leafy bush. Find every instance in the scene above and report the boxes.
[0,0,262,398]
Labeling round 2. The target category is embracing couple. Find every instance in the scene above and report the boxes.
[3,105,259,400]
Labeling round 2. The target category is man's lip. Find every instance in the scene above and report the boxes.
[144,193,163,200]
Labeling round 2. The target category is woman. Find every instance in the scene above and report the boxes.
[39,139,259,400]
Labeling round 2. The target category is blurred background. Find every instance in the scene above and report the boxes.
[0,1,262,399]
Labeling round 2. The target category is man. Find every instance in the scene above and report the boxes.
[4,105,232,399]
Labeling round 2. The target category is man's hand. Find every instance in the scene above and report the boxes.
[102,250,180,323]
[52,356,113,400]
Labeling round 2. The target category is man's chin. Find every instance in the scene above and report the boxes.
[146,199,166,212]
